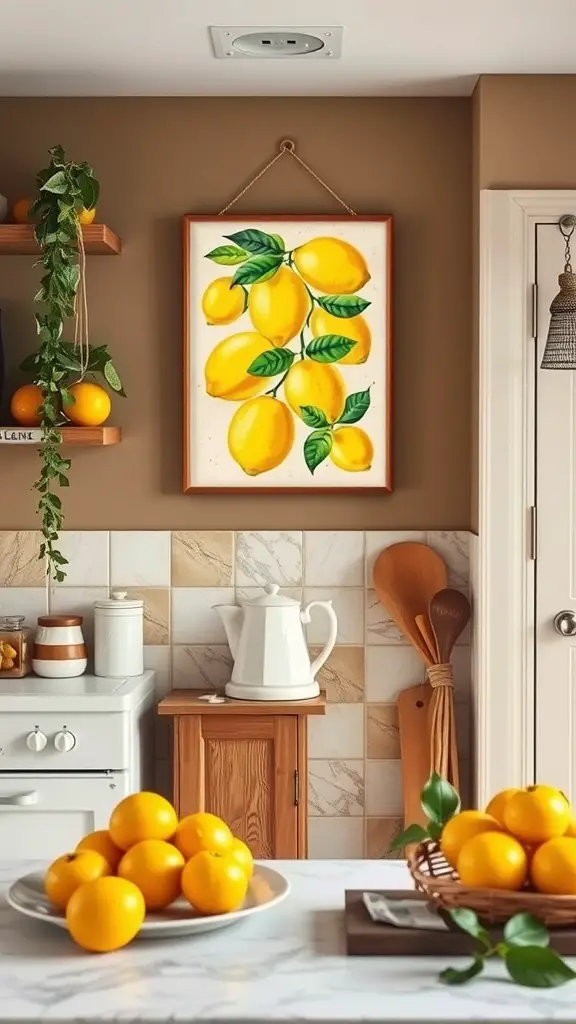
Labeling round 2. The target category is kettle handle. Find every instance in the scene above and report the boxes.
[301,600,338,678]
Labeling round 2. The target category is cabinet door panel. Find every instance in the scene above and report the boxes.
[206,735,275,856]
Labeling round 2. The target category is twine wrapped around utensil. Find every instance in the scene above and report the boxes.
[427,662,459,790]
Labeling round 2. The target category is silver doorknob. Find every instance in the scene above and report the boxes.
[554,611,576,636]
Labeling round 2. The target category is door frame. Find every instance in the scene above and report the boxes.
[476,190,576,805]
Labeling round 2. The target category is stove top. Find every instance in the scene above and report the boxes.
[0,671,155,711]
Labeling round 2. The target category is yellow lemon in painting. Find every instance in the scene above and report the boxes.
[205,332,275,401]
[248,266,310,345]
[293,237,370,295]
[202,277,247,326]
[330,426,374,472]
[228,396,295,476]
[309,308,371,364]
[283,361,346,423]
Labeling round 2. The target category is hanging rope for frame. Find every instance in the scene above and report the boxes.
[218,139,357,216]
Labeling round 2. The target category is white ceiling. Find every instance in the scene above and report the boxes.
[1,0,575,97]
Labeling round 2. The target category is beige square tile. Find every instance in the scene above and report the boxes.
[365,759,403,816]
[308,704,364,759]
[366,818,404,859]
[366,704,400,759]
[123,588,170,645]
[307,818,364,859]
[309,646,364,703]
[171,531,233,587]
[0,531,45,586]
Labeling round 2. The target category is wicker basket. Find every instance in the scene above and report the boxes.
[408,840,576,927]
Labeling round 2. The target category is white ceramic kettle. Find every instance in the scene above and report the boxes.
[214,585,337,701]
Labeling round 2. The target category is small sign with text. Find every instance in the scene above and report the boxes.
[0,428,42,444]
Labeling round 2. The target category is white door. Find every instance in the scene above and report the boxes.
[536,217,576,796]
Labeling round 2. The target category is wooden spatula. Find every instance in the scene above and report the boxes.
[373,543,447,666]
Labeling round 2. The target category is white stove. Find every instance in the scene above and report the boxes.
[0,671,155,859]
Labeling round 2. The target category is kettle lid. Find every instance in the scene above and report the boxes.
[244,583,299,608]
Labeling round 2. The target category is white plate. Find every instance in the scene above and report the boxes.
[7,864,290,939]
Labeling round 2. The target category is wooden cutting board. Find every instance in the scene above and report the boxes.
[345,890,576,956]
[397,682,432,828]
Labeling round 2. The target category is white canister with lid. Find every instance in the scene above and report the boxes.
[94,591,144,678]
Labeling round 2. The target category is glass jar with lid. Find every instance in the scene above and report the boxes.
[0,616,32,678]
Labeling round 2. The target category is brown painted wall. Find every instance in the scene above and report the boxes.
[0,98,471,530]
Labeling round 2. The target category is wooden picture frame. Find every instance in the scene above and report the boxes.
[183,214,392,493]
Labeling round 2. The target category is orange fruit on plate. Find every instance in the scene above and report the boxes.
[440,810,503,869]
[109,792,178,851]
[66,381,111,427]
[10,384,44,427]
[485,787,522,827]
[457,831,528,891]
[76,829,124,872]
[118,839,185,910]
[173,812,233,860]
[504,784,571,844]
[531,836,576,894]
[229,837,254,880]
[12,198,33,224]
[44,850,110,910]
[66,876,145,951]
[181,851,248,915]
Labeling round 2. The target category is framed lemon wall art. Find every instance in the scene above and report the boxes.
[183,215,392,493]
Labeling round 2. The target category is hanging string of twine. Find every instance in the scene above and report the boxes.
[218,139,357,216]
[73,222,90,378]
[427,663,460,790]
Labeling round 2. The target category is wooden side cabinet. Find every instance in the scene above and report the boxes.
[158,693,326,859]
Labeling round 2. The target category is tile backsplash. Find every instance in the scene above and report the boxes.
[0,528,471,859]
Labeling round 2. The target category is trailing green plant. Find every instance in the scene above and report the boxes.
[20,145,125,582]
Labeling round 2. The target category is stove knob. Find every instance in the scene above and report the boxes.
[54,730,76,753]
[26,730,47,752]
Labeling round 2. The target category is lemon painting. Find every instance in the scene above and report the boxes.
[183,216,392,492]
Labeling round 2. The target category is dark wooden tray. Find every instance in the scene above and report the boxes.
[345,890,576,956]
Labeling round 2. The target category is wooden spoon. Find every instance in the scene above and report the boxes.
[429,589,471,662]
[415,613,438,663]
[372,543,447,666]
[427,589,471,791]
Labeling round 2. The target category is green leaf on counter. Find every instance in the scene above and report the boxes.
[299,406,329,429]
[225,228,284,255]
[306,334,356,363]
[440,959,484,986]
[420,771,460,825]
[337,388,371,425]
[448,908,491,949]
[316,293,371,318]
[304,428,333,475]
[504,914,550,949]
[204,244,248,265]
[505,946,576,988]
[247,347,294,377]
[232,254,283,286]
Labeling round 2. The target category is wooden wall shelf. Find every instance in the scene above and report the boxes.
[0,224,121,255]
[0,426,121,446]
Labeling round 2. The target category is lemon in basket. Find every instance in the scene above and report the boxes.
[457,831,528,891]
[440,810,503,869]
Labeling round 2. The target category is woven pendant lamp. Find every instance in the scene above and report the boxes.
[542,214,576,369]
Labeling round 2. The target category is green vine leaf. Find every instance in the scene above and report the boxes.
[316,294,371,318]
[224,228,284,255]
[40,170,68,194]
[76,171,99,209]
[204,244,248,265]
[247,348,295,377]
[337,388,372,425]
[304,428,333,475]
[103,360,126,395]
[232,254,283,286]
[299,406,329,428]
[306,335,356,363]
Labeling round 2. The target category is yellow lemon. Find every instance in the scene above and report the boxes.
[283,361,346,423]
[309,308,371,364]
[485,788,522,828]
[228,396,294,475]
[202,277,247,326]
[205,332,275,401]
[248,266,310,345]
[330,426,373,472]
[293,237,370,295]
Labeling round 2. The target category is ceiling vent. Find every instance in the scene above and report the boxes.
[210,26,343,59]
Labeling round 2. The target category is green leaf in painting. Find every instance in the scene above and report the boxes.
[232,254,283,286]
[306,335,356,363]
[204,244,249,265]
[269,233,285,251]
[337,388,371,424]
[303,429,333,475]
[316,293,371,318]
[420,771,461,826]
[503,914,550,949]
[247,348,295,377]
[505,946,576,988]
[225,228,284,255]
[299,406,329,429]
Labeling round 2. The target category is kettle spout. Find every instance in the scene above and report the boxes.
[213,604,243,659]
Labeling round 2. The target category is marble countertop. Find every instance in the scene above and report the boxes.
[1,859,576,1023]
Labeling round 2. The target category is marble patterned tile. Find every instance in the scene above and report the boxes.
[427,530,469,589]
[53,531,109,587]
[123,588,170,645]
[172,644,233,691]
[365,817,404,859]
[144,646,172,700]
[365,531,426,585]
[304,588,364,645]
[110,531,171,587]
[0,586,48,624]
[365,589,406,645]
[366,704,401,759]
[308,760,364,817]
[307,817,364,859]
[236,531,302,587]
[364,759,404,816]
[309,646,364,703]
[304,531,364,587]
[48,587,108,646]
[308,704,364,759]
[0,531,45,586]
[171,587,234,644]
[365,646,425,702]
[236,586,302,604]
[171,531,233,587]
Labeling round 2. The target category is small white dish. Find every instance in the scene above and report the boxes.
[8,864,290,939]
